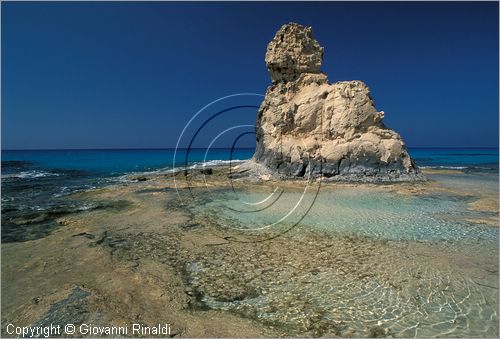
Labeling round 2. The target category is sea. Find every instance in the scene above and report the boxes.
[1,148,498,243]
[2,148,499,337]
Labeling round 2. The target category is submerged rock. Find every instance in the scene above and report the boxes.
[253,23,424,182]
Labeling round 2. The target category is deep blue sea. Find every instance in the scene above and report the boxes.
[1,148,498,243]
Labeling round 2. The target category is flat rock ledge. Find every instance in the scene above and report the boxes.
[252,23,425,182]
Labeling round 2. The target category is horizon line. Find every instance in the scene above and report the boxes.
[1,146,499,152]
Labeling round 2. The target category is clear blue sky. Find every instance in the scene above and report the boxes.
[2,1,498,149]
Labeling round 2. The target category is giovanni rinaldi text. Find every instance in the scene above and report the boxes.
[6,323,172,337]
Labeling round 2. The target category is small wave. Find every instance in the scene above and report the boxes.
[117,159,249,181]
[421,166,468,170]
[189,159,247,169]
[75,202,100,211]
[52,185,97,197]
[52,186,70,197]
[151,159,248,174]
[163,159,247,173]
[2,170,60,179]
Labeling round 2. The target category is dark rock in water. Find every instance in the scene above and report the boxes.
[200,168,213,175]
[253,23,424,182]
[136,176,148,182]
[1,160,34,170]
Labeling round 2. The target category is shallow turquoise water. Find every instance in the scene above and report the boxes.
[202,173,498,245]
[1,148,256,175]
[2,148,497,242]
[2,148,497,336]
[193,172,498,337]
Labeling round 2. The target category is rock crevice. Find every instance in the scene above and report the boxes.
[253,23,424,182]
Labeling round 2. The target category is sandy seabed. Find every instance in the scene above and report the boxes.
[1,167,498,337]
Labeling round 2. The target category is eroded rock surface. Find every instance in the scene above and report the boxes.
[253,23,423,181]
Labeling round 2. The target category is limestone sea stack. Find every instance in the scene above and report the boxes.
[252,23,424,182]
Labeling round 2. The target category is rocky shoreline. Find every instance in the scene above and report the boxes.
[1,166,498,337]
[232,160,426,183]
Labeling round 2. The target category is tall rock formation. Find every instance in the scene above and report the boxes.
[253,23,423,181]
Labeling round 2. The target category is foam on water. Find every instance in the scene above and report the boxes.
[2,170,60,179]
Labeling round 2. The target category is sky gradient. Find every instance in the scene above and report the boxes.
[2,1,499,149]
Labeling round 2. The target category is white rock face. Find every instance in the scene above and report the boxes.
[253,23,423,181]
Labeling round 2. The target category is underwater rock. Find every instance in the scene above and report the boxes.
[253,23,424,182]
